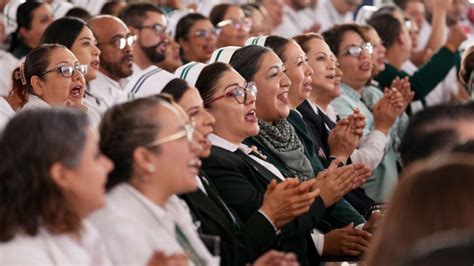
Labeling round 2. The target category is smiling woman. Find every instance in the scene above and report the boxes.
[7,44,87,111]
[0,108,113,264]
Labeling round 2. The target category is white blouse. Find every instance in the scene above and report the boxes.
[89,183,220,266]
[0,97,15,131]
[0,220,112,265]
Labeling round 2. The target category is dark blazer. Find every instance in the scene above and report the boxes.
[297,100,334,161]
[180,171,277,266]
[202,146,327,266]
[297,101,377,215]
[244,111,366,229]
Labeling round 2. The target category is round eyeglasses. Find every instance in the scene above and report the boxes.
[204,82,257,106]
[193,28,221,38]
[146,120,195,148]
[98,35,137,50]
[340,42,374,57]
[40,64,88,78]
[217,17,253,32]
[137,23,170,37]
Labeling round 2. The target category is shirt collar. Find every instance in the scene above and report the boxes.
[208,133,239,152]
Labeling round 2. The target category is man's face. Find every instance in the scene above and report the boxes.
[448,0,469,24]
[93,17,134,81]
[133,11,169,64]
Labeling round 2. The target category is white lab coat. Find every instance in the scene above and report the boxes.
[89,183,220,266]
[0,220,112,265]
[0,96,15,131]
[0,50,19,96]
[86,72,129,115]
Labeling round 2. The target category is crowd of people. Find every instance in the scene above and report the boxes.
[0,0,473,265]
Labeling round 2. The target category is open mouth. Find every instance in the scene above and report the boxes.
[360,61,371,71]
[123,55,134,65]
[188,158,202,175]
[203,44,215,54]
[303,80,312,92]
[90,59,100,70]
[69,84,83,98]
[199,131,213,150]
[245,109,257,123]
[277,91,289,104]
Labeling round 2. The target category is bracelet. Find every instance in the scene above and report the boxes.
[363,204,382,220]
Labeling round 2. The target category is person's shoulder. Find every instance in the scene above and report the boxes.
[0,232,52,264]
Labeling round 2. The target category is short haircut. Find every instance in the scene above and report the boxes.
[209,4,232,26]
[119,2,164,28]
[400,103,474,167]
[293,33,324,54]
[367,13,402,48]
[322,23,368,57]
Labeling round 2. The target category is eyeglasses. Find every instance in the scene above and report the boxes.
[147,120,195,148]
[204,82,257,105]
[97,35,137,50]
[340,42,373,57]
[217,18,253,31]
[193,28,221,38]
[136,23,170,37]
[40,64,88,78]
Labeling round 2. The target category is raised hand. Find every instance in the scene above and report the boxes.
[323,223,372,256]
[328,118,358,162]
[260,178,320,228]
[313,161,356,207]
[390,77,414,113]
[372,93,399,135]
[351,163,371,189]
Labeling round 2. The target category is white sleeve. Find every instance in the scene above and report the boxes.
[350,130,389,170]
[310,230,325,256]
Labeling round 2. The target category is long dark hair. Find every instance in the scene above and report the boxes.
[0,108,89,241]
[41,17,88,49]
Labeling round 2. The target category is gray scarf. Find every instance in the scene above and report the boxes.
[257,119,314,180]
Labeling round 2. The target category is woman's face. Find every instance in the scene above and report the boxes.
[180,19,217,63]
[216,6,251,47]
[71,26,101,81]
[337,30,373,90]
[207,69,258,143]
[150,105,201,194]
[33,48,86,106]
[365,28,386,73]
[306,38,338,97]
[178,87,216,158]
[158,40,182,72]
[252,51,292,122]
[22,3,53,48]
[283,41,313,107]
[61,127,114,217]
